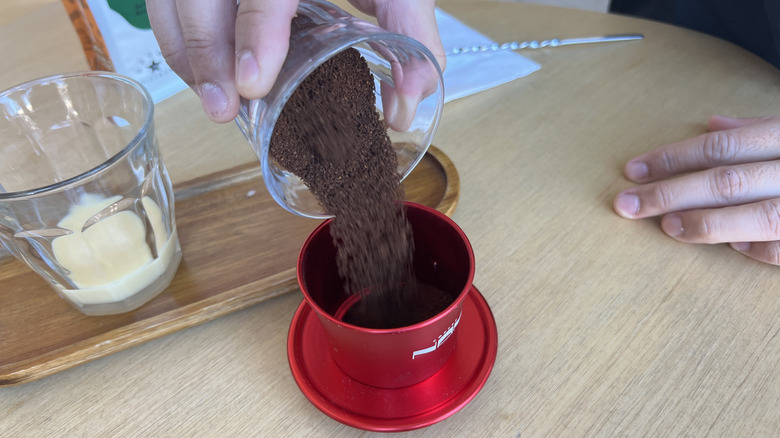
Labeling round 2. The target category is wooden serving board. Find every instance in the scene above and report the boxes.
[0,146,458,387]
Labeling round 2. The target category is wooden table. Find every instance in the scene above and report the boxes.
[2,1,779,436]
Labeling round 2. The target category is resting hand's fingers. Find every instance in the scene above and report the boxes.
[730,240,780,266]
[615,160,780,219]
[234,0,298,99]
[624,115,780,183]
[660,199,780,244]
[707,114,777,131]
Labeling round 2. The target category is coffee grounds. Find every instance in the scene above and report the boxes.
[342,281,453,329]
[270,47,452,328]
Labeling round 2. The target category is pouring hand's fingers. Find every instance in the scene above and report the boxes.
[148,0,239,122]
[234,0,299,99]
[147,0,191,82]
[349,0,443,131]
[361,0,446,71]
[379,58,441,132]
[176,0,239,122]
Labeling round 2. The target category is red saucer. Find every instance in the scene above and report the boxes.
[287,285,498,432]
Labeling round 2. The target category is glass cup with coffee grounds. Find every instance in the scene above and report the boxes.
[235,0,444,218]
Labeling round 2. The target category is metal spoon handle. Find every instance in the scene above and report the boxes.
[447,33,644,55]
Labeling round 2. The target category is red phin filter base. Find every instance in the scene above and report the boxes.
[287,285,497,432]
[287,202,498,431]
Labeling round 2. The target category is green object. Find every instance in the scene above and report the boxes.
[107,0,151,30]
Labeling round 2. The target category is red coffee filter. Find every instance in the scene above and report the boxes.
[288,202,497,431]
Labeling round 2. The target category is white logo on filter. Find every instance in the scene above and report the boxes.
[412,311,462,359]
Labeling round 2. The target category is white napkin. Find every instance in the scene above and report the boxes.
[436,8,541,103]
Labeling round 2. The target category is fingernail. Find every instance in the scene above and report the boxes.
[730,242,750,252]
[200,82,228,117]
[614,192,640,217]
[383,89,398,125]
[625,160,648,181]
[663,214,684,238]
[389,94,421,132]
[237,50,260,91]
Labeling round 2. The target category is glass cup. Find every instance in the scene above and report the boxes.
[296,202,474,388]
[235,0,444,219]
[0,72,181,316]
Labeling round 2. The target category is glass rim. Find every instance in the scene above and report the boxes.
[0,71,155,200]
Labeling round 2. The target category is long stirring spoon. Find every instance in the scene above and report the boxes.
[447,34,644,55]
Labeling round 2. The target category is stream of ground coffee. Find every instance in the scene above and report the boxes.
[270,48,450,328]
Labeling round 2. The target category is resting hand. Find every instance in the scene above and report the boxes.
[145,0,445,123]
[613,115,780,265]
